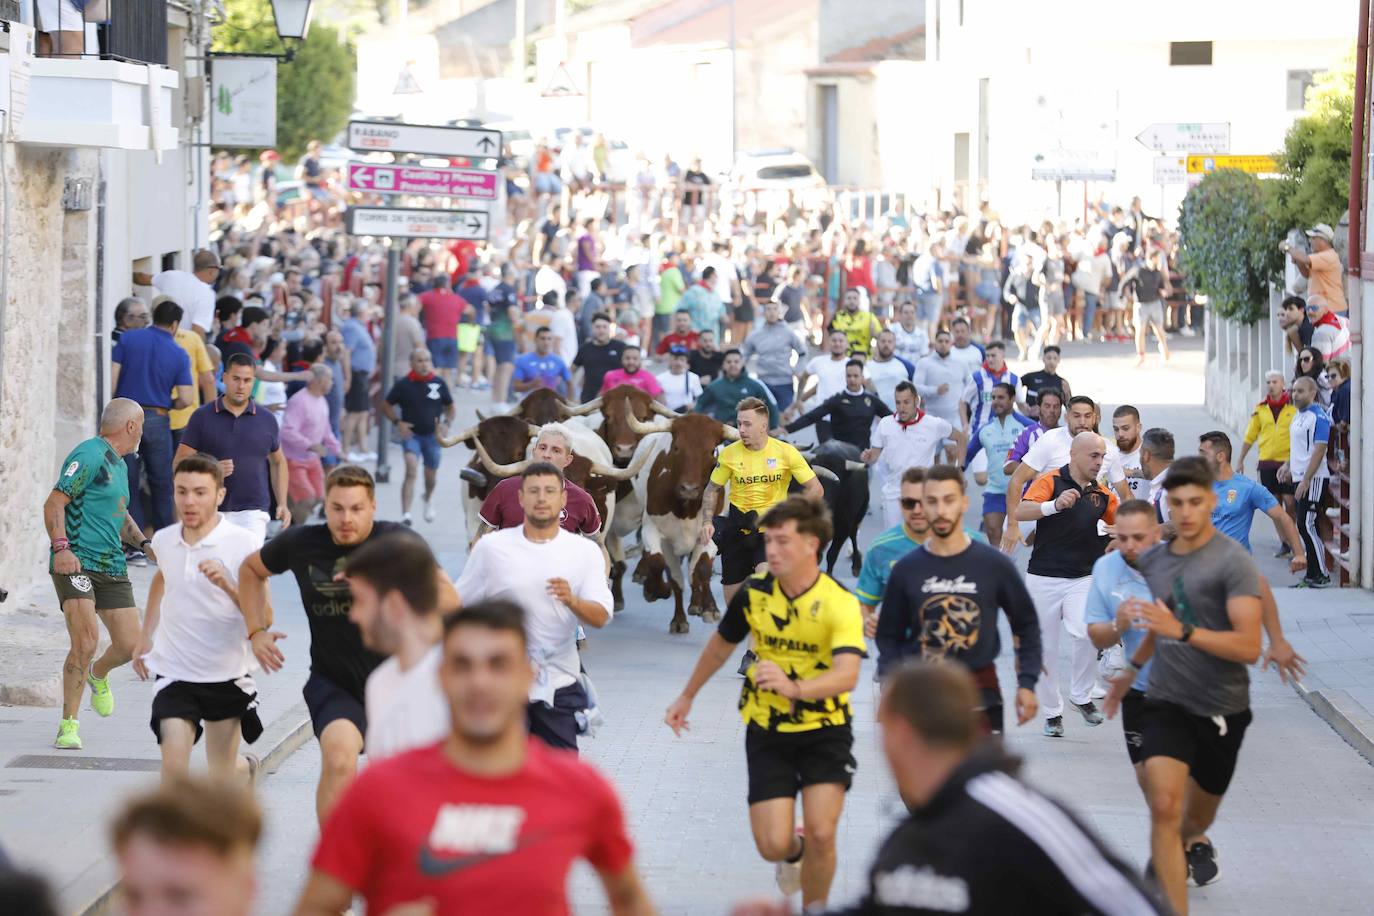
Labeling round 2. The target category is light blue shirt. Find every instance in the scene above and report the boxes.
[340,317,376,374]
[1212,474,1278,553]
[855,524,986,605]
[968,413,1035,494]
[1084,551,1154,691]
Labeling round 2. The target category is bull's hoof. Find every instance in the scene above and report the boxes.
[613,595,625,613]
[851,550,864,577]
[700,608,720,624]
[669,617,691,634]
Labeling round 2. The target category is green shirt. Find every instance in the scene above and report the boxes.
[52,437,128,575]
[658,266,686,315]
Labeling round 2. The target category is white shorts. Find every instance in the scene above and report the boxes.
[222,509,269,546]
[968,450,988,475]
[1134,299,1165,329]
[35,0,83,32]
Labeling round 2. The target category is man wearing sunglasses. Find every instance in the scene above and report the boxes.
[1304,295,1351,362]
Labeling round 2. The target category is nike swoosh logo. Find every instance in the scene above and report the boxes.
[416,834,549,877]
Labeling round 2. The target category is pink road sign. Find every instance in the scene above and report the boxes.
[346,163,499,200]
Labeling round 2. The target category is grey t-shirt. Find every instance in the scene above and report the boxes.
[1137,533,1261,716]
[740,320,806,386]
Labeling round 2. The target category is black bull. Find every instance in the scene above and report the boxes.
[807,440,869,577]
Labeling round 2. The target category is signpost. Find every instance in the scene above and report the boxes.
[1152,156,1188,185]
[346,120,501,159]
[346,206,489,240]
[1185,155,1279,175]
[1135,122,1230,154]
[346,163,499,200]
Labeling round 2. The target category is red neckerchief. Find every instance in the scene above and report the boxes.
[222,327,254,345]
[983,361,1008,380]
[407,371,435,383]
[696,280,712,290]
[1262,392,1290,421]
[897,410,926,429]
[1313,311,1343,330]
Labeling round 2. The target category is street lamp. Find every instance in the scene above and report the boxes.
[270,0,315,43]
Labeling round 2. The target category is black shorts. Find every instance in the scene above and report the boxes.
[527,680,588,753]
[1259,464,1296,496]
[1140,699,1252,795]
[733,301,755,323]
[716,517,765,586]
[744,723,855,804]
[303,671,367,740]
[344,370,370,413]
[150,676,263,745]
[1121,688,1150,765]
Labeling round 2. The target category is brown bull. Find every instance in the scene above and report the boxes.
[440,415,537,541]
[586,384,679,465]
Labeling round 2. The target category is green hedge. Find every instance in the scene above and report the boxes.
[1177,169,1283,324]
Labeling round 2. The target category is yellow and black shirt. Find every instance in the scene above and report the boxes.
[710,437,817,514]
[718,571,867,732]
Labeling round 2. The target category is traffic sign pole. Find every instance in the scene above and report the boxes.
[374,240,401,483]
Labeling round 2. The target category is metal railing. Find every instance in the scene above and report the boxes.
[1328,424,1354,585]
[16,0,167,66]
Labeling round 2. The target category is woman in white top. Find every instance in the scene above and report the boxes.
[257,337,289,424]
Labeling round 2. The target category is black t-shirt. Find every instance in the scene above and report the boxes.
[689,349,725,383]
[787,390,891,449]
[877,540,1042,695]
[1025,466,1114,579]
[259,521,416,702]
[1135,267,1166,303]
[777,284,804,323]
[385,375,453,435]
[573,340,626,402]
[1019,370,1067,408]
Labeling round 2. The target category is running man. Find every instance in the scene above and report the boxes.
[132,455,263,783]
[383,347,456,526]
[878,465,1042,734]
[965,382,1034,543]
[1110,405,1152,500]
[1014,431,1118,737]
[296,601,654,915]
[477,423,602,538]
[43,398,151,750]
[862,382,959,528]
[1103,457,1264,914]
[699,397,823,607]
[856,467,931,640]
[667,497,864,907]
[237,464,456,823]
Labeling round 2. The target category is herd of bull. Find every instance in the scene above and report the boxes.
[437,386,874,633]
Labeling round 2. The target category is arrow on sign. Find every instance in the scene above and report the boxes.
[467,216,483,231]
[1135,122,1230,154]
[477,136,495,153]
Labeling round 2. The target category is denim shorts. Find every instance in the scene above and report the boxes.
[429,337,459,369]
[916,292,942,323]
[401,432,442,469]
[487,338,516,364]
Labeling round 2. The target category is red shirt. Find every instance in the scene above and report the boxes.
[600,368,663,397]
[313,741,634,915]
[419,289,466,340]
[447,240,478,283]
[655,331,700,355]
[479,476,602,535]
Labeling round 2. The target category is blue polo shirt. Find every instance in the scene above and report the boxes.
[112,326,192,409]
[513,352,570,396]
[1211,473,1277,553]
[1084,551,1153,692]
[179,397,281,512]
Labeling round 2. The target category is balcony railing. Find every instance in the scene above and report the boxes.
[11,0,167,66]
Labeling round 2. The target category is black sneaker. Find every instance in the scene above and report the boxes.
[1073,700,1105,726]
[1274,544,1293,558]
[1186,840,1220,886]
[124,548,148,568]
[1293,575,1332,589]
[736,649,758,676]
[1042,716,1065,738]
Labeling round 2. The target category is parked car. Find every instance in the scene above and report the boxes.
[726,149,828,219]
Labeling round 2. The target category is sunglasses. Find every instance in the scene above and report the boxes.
[900,498,922,510]
[1300,356,1313,362]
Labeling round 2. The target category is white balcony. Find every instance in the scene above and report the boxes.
[16,57,178,151]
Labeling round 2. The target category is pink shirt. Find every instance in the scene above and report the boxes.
[600,368,663,397]
[280,388,340,462]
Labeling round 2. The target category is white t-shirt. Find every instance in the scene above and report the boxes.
[949,343,983,379]
[805,354,850,403]
[144,516,260,683]
[871,413,954,498]
[534,265,567,305]
[864,357,913,410]
[549,307,579,368]
[152,270,215,336]
[364,645,450,762]
[656,369,703,411]
[891,323,929,362]
[1021,426,1121,481]
[1112,446,1151,500]
[702,254,738,304]
[455,527,613,702]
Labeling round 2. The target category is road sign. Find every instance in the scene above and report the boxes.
[1153,156,1187,185]
[346,163,499,200]
[1135,122,1230,153]
[346,207,489,240]
[346,120,501,160]
[1185,155,1279,175]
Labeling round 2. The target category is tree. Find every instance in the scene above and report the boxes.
[1178,169,1283,324]
[212,0,356,162]
[1269,49,1355,231]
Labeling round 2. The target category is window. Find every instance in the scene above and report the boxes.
[953,133,970,183]
[1288,69,1318,111]
[1169,41,1212,66]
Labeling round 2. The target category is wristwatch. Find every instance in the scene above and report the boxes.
[1180,623,1196,643]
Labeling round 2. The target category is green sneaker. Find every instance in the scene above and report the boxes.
[55,718,82,750]
[87,664,114,717]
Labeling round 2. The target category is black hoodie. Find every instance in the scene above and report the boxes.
[829,748,1166,915]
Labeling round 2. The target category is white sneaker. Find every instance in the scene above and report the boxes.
[345,451,367,463]
[360,451,378,462]
[774,822,804,896]
[1090,682,1109,700]
[423,499,437,523]
[403,512,413,527]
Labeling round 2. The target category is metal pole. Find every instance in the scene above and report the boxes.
[514,0,526,82]
[374,239,401,483]
[729,0,738,163]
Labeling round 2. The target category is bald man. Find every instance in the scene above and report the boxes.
[42,398,153,750]
[1015,431,1119,737]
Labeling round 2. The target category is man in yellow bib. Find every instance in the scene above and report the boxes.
[699,397,824,606]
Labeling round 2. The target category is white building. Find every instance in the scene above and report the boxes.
[0,1,209,602]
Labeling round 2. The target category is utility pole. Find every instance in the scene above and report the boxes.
[374,239,401,483]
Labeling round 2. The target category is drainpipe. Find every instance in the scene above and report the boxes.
[0,110,9,422]
[1352,0,1368,281]
[1355,0,1372,586]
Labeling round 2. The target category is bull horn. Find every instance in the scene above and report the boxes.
[845,460,868,472]
[567,397,603,416]
[625,401,674,437]
[812,466,840,482]
[438,423,480,448]
[650,400,680,419]
[722,424,741,441]
[472,437,533,478]
[475,408,488,421]
[555,400,574,416]
[587,439,658,480]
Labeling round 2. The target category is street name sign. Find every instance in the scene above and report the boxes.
[1135,122,1230,153]
[1153,156,1187,185]
[346,120,501,160]
[346,163,499,200]
[1185,155,1279,175]
[346,207,489,240]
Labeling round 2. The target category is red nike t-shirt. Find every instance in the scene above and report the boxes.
[478,476,602,535]
[313,740,633,915]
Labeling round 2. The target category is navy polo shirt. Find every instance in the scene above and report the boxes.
[179,397,281,511]
[112,326,192,409]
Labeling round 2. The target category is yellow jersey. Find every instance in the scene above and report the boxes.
[829,309,882,356]
[718,571,867,732]
[710,438,816,514]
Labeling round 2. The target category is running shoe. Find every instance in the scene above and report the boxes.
[423,499,437,523]
[124,547,148,568]
[1275,544,1293,558]
[1293,576,1331,589]
[1186,840,1221,886]
[1090,683,1109,700]
[87,664,114,717]
[403,513,413,527]
[775,823,804,896]
[737,649,759,676]
[54,718,82,750]
[1043,716,1065,738]
[1073,701,1104,726]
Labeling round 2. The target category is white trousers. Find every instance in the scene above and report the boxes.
[883,496,902,530]
[1026,573,1096,719]
[222,509,269,547]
